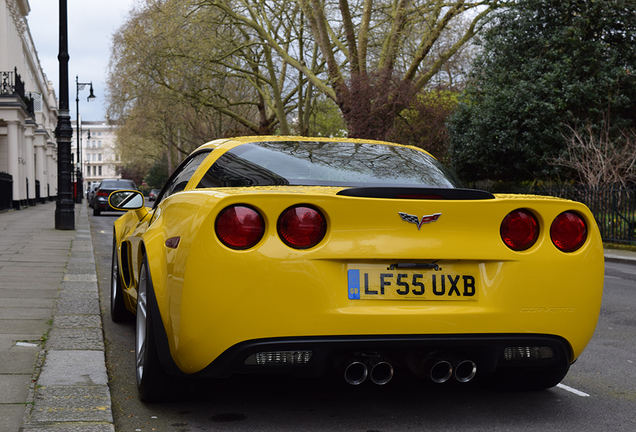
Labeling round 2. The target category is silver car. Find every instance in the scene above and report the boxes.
[87,182,100,208]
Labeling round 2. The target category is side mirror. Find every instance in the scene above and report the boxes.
[109,190,145,210]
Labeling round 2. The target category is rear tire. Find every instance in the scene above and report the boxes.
[136,261,177,401]
[110,237,131,322]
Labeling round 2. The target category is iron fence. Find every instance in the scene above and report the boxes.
[484,184,636,245]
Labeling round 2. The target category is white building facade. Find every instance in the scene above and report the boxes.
[72,119,121,193]
[0,0,59,210]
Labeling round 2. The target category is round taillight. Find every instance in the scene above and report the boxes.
[278,205,327,249]
[550,211,587,252]
[501,209,539,251]
[215,205,265,249]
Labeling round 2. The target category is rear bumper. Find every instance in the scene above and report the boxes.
[173,333,571,379]
[95,197,123,212]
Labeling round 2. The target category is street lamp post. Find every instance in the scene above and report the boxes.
[55,0,74,230]
[75,76,96,203]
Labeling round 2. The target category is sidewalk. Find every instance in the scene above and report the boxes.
[0,202,114,432]
[0,203,635,431]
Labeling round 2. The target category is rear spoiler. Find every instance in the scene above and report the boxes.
[336,187,495,200]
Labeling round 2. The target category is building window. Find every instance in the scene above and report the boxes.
[98,166,102,176]
[93,166,97,176]
[98,154,102,162]
[98,141,102,148]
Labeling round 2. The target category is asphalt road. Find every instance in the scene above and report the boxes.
[89,208,636,432]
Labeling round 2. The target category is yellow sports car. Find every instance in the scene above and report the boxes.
[109,136,604,401]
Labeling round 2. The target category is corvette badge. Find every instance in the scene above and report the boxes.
[399,212,442,230]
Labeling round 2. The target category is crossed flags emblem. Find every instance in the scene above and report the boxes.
[398,212,442,230]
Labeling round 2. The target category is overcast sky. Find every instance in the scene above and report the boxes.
[27,0,137,121]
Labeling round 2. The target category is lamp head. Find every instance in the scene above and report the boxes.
[87,84,96,101]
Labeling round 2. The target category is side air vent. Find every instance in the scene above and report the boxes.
[336,187,495,200]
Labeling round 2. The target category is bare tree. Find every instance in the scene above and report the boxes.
[200,0,507,137]
[555,120,636,188]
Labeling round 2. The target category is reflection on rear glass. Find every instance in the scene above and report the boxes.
[197,141,459,188]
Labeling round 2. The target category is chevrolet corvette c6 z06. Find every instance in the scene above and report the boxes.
[108,136,604,401]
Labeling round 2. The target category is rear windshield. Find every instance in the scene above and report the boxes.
[101,180,137,189]
[197,141,460,188]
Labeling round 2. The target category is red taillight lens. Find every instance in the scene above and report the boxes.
[550,211,587,252]
[96,190,108,197]
[215,205,265,250]
[501,209,539,251]
[278,205,327,249]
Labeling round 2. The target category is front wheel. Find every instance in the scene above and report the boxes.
[136,261,177,401]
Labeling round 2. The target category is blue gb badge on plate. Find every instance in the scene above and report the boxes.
[348,269,360,300]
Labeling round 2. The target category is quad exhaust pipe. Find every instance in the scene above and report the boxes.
[343,355,475,385]
[408,355,477,383]
[343,360,394,385]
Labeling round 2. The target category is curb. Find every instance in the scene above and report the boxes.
[20,204,114,431]
[604,253,636,266]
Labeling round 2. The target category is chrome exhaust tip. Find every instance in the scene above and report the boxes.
[369,361,394,385]
[429,360,453,383]
[344,361,368,385]
[454,360,477,383]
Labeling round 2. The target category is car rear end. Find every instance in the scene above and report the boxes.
[93,179,137,215]
[155,186,604,386]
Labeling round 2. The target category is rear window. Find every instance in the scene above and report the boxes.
[101,180,136,189]
[197,141,460,188]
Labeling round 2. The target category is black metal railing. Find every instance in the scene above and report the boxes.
[1,68,35,117]
[482,183,636,245]
[0,172,13,211]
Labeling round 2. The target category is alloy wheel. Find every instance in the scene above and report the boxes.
[135,265,148,386]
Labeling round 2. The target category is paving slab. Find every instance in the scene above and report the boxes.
[38,351,108,386]
[28,386,112,423]
[0,289,58,299]
[0,308,53,320]
[0,344,41,373]
[0,405,27,432]
[0,299,55,308]
[0,320,51,335]
[0,336,43,351]
[0,375,31,403]
[45,329,104,351]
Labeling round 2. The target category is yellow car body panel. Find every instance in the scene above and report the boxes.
[116,187,603,374]
[112,136,604,384]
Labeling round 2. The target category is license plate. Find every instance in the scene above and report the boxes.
[347,265,478,301]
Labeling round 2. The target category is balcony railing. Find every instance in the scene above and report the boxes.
[1,68,35,117]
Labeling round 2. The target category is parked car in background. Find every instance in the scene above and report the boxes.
[92,179,137,216]
[87,182,100,208]
[149,189,160,202]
